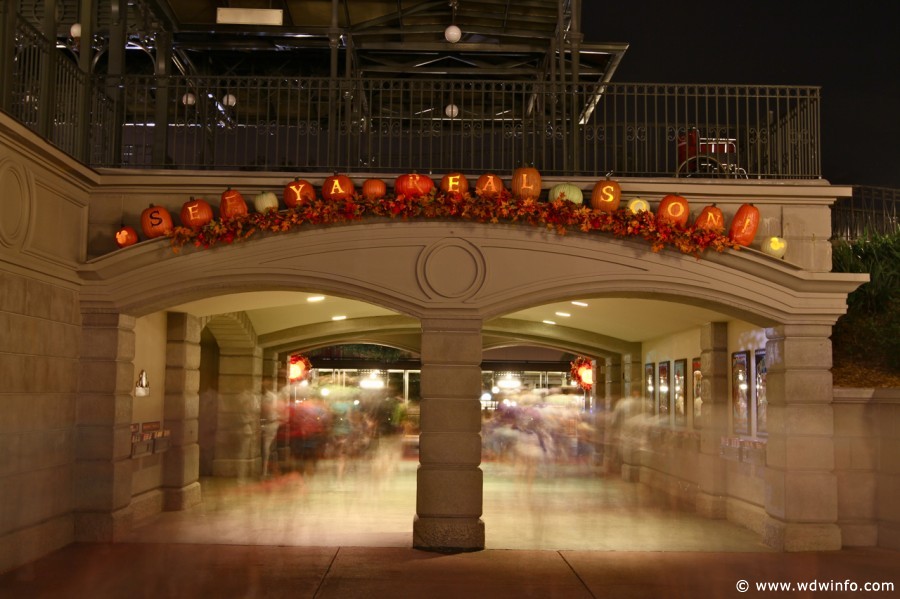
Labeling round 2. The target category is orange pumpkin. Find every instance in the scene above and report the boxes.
[180,197,214,230]
[511,166,541,200]
[729,203,760,246]
[475,173,505,198]
[322,173,355,200]
[590,178,622,212]
[440,172,470,195]
[394,172,435,198]
[694,203,725,233]
[657,193,690,228]
[361,178,387,201]
[115,225,139,248]
[140,204,173,239]
[220,187,248,219]
[283,178,316,208]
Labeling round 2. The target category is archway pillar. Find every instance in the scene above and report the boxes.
[413,317,485,551]
[74,312,136,541]
[763,324,841,551]
[696,322,729,518]
[212,347,263,478]
[162,313,202,510]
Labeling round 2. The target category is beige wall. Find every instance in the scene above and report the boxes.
[131,312,168,497]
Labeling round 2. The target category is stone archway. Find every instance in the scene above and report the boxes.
[77,220,864,550]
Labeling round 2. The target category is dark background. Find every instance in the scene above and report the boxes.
[581,3,900,189]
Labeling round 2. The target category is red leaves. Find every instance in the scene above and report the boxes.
[167,188,741,258]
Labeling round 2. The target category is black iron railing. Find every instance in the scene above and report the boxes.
[5,12,821,179]
[832,187,900,240]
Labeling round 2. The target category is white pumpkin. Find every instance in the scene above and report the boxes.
[762,236,788,259]
[627,197,650,214]
[548,182,583,204]
[253,191,279,213]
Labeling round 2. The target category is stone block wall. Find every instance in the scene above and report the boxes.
[0,272,81,573]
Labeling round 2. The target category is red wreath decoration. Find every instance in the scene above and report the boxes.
[288,354,312,381]
[570,356,594,391]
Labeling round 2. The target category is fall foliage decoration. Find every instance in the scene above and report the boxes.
[570,356,594,391]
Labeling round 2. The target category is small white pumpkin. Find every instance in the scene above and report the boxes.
[627,197,650,214]
[253,191,279,213]
[548,182,583,204]
[762,236,788,259]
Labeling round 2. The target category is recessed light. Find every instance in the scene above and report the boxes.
[571,301,588,307]
[542,320,556,325]
[331,315,347,321]
[307,295,325,302]
[555,311,571,317]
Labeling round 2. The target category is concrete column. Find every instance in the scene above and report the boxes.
[212,346,263,478]
[618,352,643,482]
[695,322,729,518]
[75,312,136,541]
[162,313,202,510]
[413,318,484,551]
[763,324,841,551]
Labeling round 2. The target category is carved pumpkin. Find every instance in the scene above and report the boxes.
[590,178,622,212]
[548,182,583,204]
[115,225,139,248]
[440,172,470,195]
[394,172,435,198]
[511,166,541,200]
[180,197,213,230]
[627,197,650,214]
[728,203,760,246]
[656,193,690,228]
[762,236,788,259]
[475,173,505,198]
[694,203,725,233]
[283,178,316,208]
[253,191,279,213]
[361,178,387,201]
[140,204,173,239]
[322,173,355,201]
[220,187,248,219]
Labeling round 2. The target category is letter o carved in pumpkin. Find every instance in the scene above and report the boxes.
[656,193,690,228]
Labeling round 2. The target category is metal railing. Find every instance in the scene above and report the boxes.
[5,14,822,179]
[832,187,900,240]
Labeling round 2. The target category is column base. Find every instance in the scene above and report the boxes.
[413,516,484,552]
[74,506,133,542]
[165,481,202,511]
[212,458,259,478]
[763,517,842,551]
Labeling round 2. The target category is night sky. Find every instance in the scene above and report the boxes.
[581,3,900,189]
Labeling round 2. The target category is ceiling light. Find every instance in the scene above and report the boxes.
[332,315,347,321]
[542,320,556,325]
[444,103,459,118]
[571,301,589,307]
[307,295,325,302]
[181,92,196,106]
[222,93,237,108]
[444,24,462,43]
[555,312,571,317]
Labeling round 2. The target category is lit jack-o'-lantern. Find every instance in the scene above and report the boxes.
[762,236,788,259]
[288,354,312,381]
[140,204,173,239]
[220,187,248,219]
[728,203,760,246]
[694,203,725,233]
[180,197,214,230]
[395,172,434,198]
[283,178,316,208]
[627,197,651,214]
[590,177,622,212]
[475,173,505,198]
[656,193,690,228]
[115,225,139,248]
[570,356,594,391]
[323,173,355,200]
[511,166,541,200]
[440,172,470,195]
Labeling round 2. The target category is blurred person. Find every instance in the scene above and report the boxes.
[260,377,287,478]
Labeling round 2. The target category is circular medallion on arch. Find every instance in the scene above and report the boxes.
[416,238,486,301]
[0,162,31,249]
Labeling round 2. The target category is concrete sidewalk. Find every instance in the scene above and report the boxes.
[2,544,897,598]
